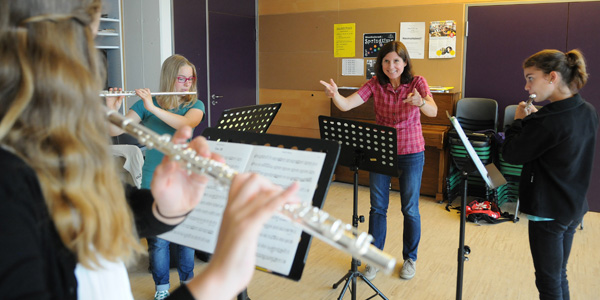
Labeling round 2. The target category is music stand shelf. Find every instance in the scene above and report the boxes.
[319,115,398,300]
[215,103,281,133]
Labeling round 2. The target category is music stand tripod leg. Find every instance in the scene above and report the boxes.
[331,168,388,300]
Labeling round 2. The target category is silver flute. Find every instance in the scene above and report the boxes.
[100,90,197,97]
[525,94,537,108]
[105,109,398,275]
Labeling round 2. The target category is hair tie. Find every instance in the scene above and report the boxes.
[155,205,192,219]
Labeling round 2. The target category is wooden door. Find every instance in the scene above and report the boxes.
[173,0,256,136]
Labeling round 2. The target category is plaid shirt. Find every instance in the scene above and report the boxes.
[357,76,431,154]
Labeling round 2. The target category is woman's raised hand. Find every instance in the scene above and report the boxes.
[320,78,339,98]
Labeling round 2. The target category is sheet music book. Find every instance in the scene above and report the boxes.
[159,140,326,277]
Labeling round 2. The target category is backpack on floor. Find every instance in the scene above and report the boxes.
[465,199,513,224]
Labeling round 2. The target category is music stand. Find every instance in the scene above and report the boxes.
[447,112,506,300]
[215,103,282,133]
[211,103,281,300]
[202,127,340,300]
[319,115,398,300]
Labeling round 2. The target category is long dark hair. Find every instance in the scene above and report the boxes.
[523,49,588,93]
[374,41,414,86]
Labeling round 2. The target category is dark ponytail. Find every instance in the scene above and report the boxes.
[565,50,588,91]
[523,49,588,92]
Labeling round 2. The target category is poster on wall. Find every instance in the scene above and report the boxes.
[366,59,376,79]
[400,22,425,59]
[428,20,456,59]
[334,23,356,58]
[342,59,364,76]
[363,32,396,58]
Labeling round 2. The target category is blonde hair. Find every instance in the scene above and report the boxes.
[157,54,198,110]
[0,0,144,268]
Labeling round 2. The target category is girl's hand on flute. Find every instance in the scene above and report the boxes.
[105,87,124,111]
[150,125,223,224]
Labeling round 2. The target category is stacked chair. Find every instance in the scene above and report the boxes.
[496,105,523,222]
[445,98,498,208]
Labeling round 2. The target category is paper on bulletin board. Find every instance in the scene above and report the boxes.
[342,59,364,76]
[334,23,355,58]
[363,32,396,58]
[429,20,456,59]
[400,22,425,59]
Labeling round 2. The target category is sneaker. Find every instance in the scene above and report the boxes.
[400,259,416,280]
[363,264,379,280]
[154,290,170,300]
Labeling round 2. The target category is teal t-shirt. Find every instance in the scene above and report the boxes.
[131,97,205,189]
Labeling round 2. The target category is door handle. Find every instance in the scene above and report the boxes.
[211,94,223,100]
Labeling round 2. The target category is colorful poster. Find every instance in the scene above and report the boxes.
[428,20,457,59]
[334,23,356,58]
[400,22,425,59]
[363,32,396,58]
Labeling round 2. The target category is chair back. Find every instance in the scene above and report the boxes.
[456,98,498,132]
[503,105,518,131]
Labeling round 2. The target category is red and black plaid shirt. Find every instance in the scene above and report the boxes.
[357,76,431,155]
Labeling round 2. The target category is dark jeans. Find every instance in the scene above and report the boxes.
[147,237,195,291]
[368,151,424,261]
[528,218,581,300]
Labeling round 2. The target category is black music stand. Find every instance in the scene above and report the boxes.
[215,103,282,133]
[448,112,506,300]
[211,103,281,300]
[201,128,340,300]
[319,116,398,300]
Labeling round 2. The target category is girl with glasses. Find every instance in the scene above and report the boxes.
[106,54,205,299]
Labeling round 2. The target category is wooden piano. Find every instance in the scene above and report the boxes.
[330,88,460,201]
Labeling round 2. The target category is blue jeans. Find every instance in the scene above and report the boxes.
[368,151,424,261]
[528,218,581,300]
[147,237,195,291]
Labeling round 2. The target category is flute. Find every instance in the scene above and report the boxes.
[100,91,197,97]
[525,94,537,108]
[105,109,398,275]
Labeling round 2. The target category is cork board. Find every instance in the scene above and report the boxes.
[259,4,464,92]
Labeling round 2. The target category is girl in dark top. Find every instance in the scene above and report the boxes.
[502,49,598,300]
[0,0,299,299]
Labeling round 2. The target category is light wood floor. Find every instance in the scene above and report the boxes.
[128,182,600,299]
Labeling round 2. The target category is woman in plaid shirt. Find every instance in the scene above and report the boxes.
[320,41,437,281]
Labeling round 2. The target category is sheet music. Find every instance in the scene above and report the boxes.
[159,141,326,276]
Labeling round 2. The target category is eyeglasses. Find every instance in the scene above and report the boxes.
[176,76,195,83]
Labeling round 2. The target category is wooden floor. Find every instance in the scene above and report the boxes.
[128,181,600,299]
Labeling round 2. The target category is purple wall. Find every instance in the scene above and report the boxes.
[567,2,600,213]
[465,2,600,212]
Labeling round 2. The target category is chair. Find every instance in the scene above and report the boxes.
[455,98,498,132]
[502,104,518,131]
[110,144,144,188]
[445,98,499,206]
[497,105,521,222]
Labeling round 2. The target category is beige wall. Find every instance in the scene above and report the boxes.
[259,0,580,15]
[257,0,596,137]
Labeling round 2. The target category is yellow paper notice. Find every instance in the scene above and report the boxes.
[334,23,355,58]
